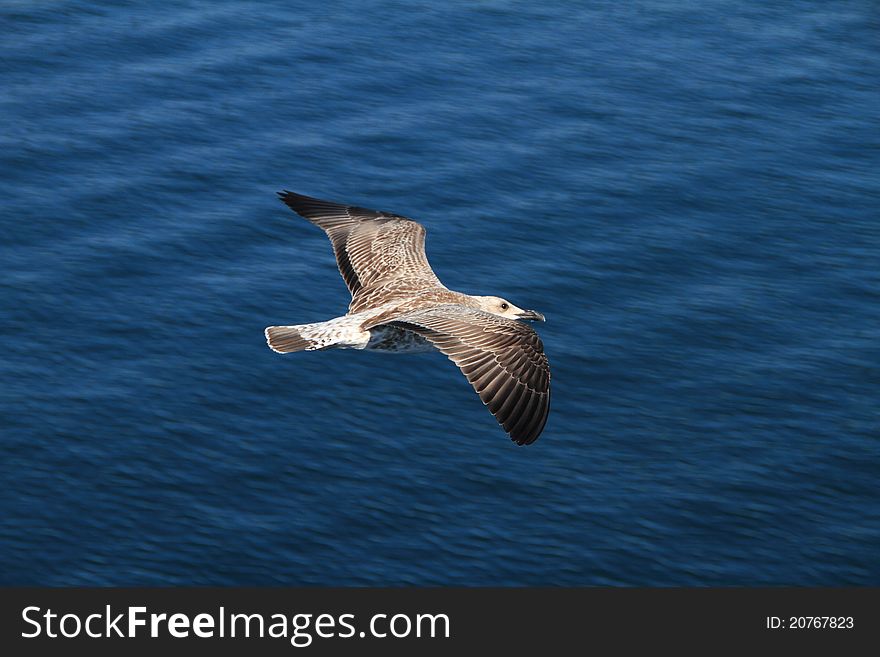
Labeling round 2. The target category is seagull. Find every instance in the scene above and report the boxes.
[265,191,551,445]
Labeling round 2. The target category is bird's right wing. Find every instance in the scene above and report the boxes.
[386,305,551,445]
[277,191,444,313]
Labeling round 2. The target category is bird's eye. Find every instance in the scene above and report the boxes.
[500,303,509,310]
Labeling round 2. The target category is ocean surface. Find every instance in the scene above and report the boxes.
[1,1,878,586]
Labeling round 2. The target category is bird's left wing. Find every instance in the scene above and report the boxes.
[385,305,551,445]
[277,191,444,312]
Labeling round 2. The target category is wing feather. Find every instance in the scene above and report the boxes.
[387,305,551,445]
[277,191,444,312]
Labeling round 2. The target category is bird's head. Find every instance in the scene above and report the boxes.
[474,296,545,322]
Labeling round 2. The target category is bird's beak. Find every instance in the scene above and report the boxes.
[517,309,545,322]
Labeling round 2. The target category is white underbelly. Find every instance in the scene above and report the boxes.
[365,326,435,353]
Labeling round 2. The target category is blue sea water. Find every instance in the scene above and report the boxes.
[1,0,878,586]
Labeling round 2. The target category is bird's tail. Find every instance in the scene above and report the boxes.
[265,326,315,353]
[265,316,371,354]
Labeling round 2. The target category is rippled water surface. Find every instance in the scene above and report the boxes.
[1,1,878,585]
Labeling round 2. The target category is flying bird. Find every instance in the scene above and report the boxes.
[265,191,551,445]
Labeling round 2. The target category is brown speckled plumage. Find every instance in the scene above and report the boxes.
[266,191,551,445]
